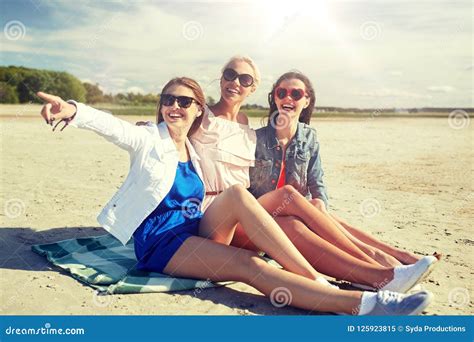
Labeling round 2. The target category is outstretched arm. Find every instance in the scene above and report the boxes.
[38,92,151,153]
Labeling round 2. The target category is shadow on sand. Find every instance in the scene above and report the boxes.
[0,226,323,315]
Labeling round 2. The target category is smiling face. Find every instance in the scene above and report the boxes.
[274,78,310,124]
[220,60,256,104]
[159,84,202,133]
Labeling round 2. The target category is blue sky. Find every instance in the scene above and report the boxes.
[1,0,472,108]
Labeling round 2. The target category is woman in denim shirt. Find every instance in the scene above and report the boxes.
[244,71,435,270]
[250,119,328,206]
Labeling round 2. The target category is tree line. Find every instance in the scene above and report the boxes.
[0,66,163,106]
[1,66,470,113]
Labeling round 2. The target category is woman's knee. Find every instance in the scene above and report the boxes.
[228,184,252,201]
[277,216,308,237]
[278,185,300,200]
[309,198,327,213]
[280,184,297,194]
[234,249,267,282]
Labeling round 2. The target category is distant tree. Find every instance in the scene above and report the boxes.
[17,72,51,102]
[0,66,86,103]
[0,82,19,103]
[142,93,159,105]
[206,96,216,106]
[49,72,86,102]
[0,66,24,88]
[242,103,265,110]
[83,82,104,104]
[114,93,128,105]
[102,93,114,103]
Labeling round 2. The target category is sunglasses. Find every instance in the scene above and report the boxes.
[275,87,306,101]
[160,94,197,109]
[222,68,254,88]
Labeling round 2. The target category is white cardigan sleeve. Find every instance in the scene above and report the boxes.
[68,101,152,153]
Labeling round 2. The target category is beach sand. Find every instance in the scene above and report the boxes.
[1,105,472,315]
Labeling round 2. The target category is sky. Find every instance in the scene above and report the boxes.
[1,0,472,108]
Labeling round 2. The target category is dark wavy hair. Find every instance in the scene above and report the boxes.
[267,71,316,126]
[157,77,205,137]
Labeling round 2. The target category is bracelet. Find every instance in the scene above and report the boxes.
[53,112,76,132]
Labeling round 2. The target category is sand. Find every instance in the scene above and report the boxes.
[0,104,472,315]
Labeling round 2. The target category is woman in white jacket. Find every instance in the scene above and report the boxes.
[36,77,432,315]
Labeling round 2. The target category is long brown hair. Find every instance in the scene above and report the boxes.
[157,77,205,137]
[267,71,316,126]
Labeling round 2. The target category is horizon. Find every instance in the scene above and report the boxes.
[1,64,472,111]
[1,0,472,108]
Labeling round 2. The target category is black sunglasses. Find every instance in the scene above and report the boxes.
[160,94,197,109]
[222,68,254,88]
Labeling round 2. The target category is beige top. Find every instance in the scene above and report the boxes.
[190,106,256,211]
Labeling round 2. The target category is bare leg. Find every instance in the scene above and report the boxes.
[309,199,428,265]
[257,186,379,265]
[329,211,423,265]
[199,184,320,281]
[231,216,395,287]
[231,223,259,252]
[307,200,402,267]
[164,236,363,314]
[326,214,401,267]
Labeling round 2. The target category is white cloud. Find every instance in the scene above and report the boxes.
[389,70,403,76]
[355,88,432,99]
[126,86,146,94]
[2,1,471,107]
[427,86,455,93]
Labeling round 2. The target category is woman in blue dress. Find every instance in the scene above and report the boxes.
[37,77,432,315]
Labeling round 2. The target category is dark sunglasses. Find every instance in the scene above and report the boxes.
[275,87,306,101]
[222,68,254,88]
[160,94,197,109]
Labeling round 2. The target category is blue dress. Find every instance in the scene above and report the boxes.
[133,160,204,273]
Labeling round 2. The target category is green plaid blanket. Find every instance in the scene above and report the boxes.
[31,234,226,294]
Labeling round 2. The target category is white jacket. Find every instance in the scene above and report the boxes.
[69,102,204,245]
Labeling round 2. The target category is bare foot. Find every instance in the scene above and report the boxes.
[373,250,402,267]
[398,253,421,265]
[402,252,442,265]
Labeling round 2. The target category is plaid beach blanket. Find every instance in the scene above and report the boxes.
[32,234,226,294]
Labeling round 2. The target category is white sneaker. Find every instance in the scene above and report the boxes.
[382,256,437,292]
[361,290,433,316]
[351,256,437,293]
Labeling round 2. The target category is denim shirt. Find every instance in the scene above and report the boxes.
[249,122,328,207]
